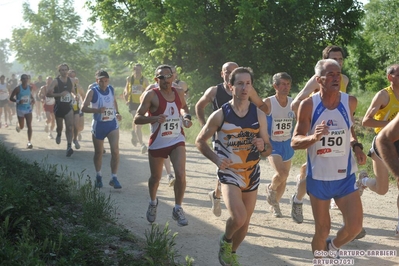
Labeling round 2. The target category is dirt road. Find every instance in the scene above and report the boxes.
[0,118,398,266]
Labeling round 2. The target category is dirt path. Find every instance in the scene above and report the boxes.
[0,118,398,266]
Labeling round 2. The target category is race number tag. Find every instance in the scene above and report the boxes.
[60,93,71,102]
[20,95,30,104]
[131,85,141,94]
[315,128,346,157]
[272,118,293,138]
[101,108,115,121]
[161,118,180,138]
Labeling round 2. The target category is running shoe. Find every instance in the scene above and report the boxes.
[354,227,366,240]
[218,234,233,266]
[172,207,188,226]
[231,253,241,266]
[56,134,61,144]
[146,199,158,223]
[291,194,303,224]
[266,184,279,209]
[141,143,148,154]
[48,133,54,139]
[330,199,339,210]
[109,176,122,189]
[167,174,176,187]
[208,190,222,217]
[326,238,340,258]
[26,142,33,149]
[95,175,103,188]
[356,170,368,196]
[73,140,80,150]
[66,147,74,157]
[16,126,20,133]
[270,205,282,218]
[131,130,138,146]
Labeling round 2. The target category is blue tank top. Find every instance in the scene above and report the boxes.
[16,85,32,111]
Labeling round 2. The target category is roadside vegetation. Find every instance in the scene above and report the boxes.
[0,142,193,265]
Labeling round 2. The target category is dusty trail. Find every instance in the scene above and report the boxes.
[0,118,398,266]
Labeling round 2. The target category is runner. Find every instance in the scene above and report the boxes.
[263,72,296,218]
[134,64,192,227]
[68,69,85,149]
[0,75,10,128]
[9,74,35,149]
[81,70,122,189]
[46,63,77,157]
[195,61,268,217]
[38,76,55,139]
[196,67,271,265]
[123,63,149,153]
[291,59,366,258]
[361,63,399,235]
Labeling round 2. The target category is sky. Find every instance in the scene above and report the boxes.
[0,0,104,40]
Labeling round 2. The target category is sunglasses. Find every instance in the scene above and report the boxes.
[156,73,173,80]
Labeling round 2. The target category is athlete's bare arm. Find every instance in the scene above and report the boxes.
[196,109,229,168]
[349,95,367,165]
[195,86,217,127]
[362,89,390,129]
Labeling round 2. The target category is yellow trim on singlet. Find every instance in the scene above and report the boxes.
[374,86,399,134]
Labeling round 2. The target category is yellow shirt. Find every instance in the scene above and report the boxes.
[127,75,149,103]
[374,86,399,134]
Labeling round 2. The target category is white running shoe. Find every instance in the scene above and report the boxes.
[208,190,222,217]
[167,174,175,187]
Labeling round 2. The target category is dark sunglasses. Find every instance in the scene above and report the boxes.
[156,73,173,80]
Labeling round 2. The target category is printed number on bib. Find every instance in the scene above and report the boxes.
[61,93,71,102]
[316,129,346,157]
[101,108,115,121]
[272,118,293,139]
[161,118,180,137]
[20,95,30,104]
[131,85,141,94]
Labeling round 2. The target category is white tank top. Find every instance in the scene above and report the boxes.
[307,92,358,181]
[267,96,295,142]
[0,83,8,100]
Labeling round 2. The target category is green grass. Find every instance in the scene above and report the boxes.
[0,141,192,265]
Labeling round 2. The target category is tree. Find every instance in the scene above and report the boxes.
[0,39,12,76]
[86,0,364,97]
[10,0,98,87]
[346,0,399,92]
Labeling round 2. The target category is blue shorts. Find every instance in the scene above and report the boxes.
[306,173,358,200]
[270,139,294,162]
[218,163,260,192]
[91,119,118,140]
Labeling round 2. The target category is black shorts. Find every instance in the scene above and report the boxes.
[54,103,72,118]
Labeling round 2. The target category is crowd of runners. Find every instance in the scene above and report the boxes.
[1,46,399,265]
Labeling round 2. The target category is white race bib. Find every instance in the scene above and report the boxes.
[60,93,71,102]
[160,118,181,138]
[20,95,30,104]
[271,118,293,139]
[101,108,115,121]
[315,128,346,157]
[131,85,141,94]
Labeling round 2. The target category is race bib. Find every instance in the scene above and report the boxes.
[20,95,30,104]
[315,128,346,157]
[45,97,55,105]
[271,118,293,139]
[131,85,141,94]
[160,118,181,138]
[101,108,115,121]
[60,93,71,102]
